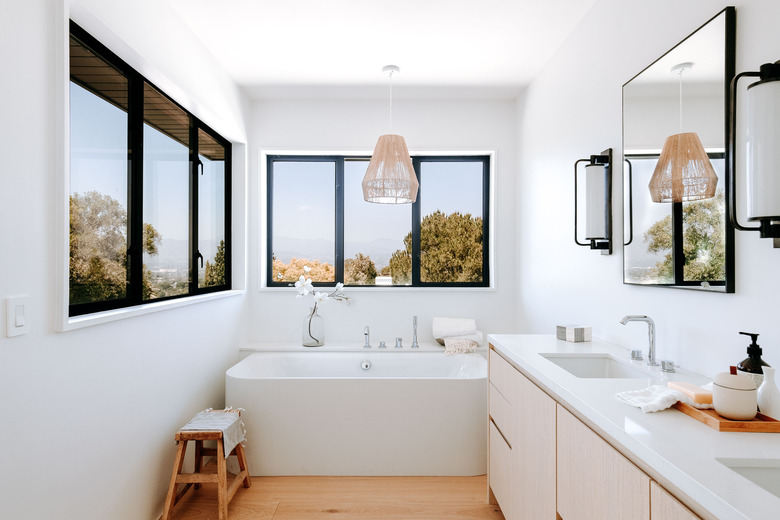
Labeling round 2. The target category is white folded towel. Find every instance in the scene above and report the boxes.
[615,384,714,413]
[432,317,477,340]
[180,408,246,457]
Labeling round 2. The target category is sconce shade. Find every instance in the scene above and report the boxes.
[362,134,418,204]
[648,132,718,202]
[585,163,608,239]
[746,77,780,220]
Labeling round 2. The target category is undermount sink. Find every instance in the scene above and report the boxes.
[716,458,780,499]
[540,353,654,379]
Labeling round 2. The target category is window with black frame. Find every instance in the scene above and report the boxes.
[267,155,489,288]
[68,22,231,317]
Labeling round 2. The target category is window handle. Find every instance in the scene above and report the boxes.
[198,158,204,176]
[197,251,203,268]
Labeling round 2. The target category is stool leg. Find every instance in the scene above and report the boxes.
[162,440,187,520]
[194,440,203,490]
[217,439,228,520]
[235,443,251,488]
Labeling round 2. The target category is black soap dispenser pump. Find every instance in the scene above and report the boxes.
[736,332,770,387]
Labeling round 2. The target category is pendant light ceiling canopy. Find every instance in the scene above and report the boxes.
[362,65,418,204]
[648,62,718,203]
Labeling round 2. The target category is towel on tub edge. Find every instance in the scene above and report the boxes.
[432,317,477,340]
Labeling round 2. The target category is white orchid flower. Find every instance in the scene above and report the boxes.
[334,282,344,291]
[295,275,313,297]
[303,265,312,273]
[312,291,330,304]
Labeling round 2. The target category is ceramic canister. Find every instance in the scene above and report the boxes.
[713,372,757,420]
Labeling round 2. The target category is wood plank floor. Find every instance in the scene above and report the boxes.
[165,473,505,520]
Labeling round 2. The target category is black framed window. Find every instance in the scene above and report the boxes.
[267,155,490,287]
[68,21,231,317]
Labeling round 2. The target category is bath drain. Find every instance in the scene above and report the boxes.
[361,360,371,370]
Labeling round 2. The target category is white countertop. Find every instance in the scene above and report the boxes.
[488,334,780,520]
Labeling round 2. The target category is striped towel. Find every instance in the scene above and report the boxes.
[180,409,246,458]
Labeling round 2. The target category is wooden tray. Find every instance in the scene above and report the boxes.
[672,402,780,432]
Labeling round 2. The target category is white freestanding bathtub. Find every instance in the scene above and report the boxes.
[225,350,487,476]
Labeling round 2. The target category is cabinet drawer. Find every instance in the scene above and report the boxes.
[489,420,513,518]
[489,382,513,444]
[489,349,516,403]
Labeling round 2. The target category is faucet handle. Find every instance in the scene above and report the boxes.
[395,337,403,348]
[660,360,677,373]
[378,341,387,349]
[630,349,643,361]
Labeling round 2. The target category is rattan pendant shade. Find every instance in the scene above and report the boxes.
[648,132,718,202]
[362,134,418,203]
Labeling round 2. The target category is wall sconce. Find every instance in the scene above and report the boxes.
[729,60,780,248]
[574,148,613,254]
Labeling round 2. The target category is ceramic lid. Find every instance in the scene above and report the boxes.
[714,372,756,391]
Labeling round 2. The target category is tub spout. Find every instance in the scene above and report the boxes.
[363,326,371,349]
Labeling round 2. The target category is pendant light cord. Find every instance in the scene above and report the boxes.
[388,69,394,134]
[678,67,684,132]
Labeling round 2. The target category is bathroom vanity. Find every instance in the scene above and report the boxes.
[487,334,780,520]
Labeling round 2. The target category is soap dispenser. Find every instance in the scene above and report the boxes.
[736,332,770,387]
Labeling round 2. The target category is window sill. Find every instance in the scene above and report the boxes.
[259,285,495,293]
[60,289,245,332]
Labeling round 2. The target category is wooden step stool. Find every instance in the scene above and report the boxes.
[162,410,251,520]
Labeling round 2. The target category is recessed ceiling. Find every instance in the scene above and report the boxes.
[165,0,598,99]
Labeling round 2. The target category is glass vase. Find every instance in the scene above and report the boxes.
[302,306,324,347]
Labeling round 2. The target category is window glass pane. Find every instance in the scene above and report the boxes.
[624,156,674,284]
[271,161,336,282]
[682,156,726,283]
[198,129,226,288]
[69,37,129,305]
[419,161,484,283]
[143,83,190,299]
[344,160,411,285]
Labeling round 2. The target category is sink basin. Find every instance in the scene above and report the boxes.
[716,458,780,499]
[540,353,653,379]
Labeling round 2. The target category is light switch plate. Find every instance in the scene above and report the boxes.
[6,297,30,337]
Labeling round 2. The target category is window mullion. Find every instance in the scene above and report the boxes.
[411,157,422,285]
[127,72,144,304]
[189,119,199,294]
[335,158,345,283]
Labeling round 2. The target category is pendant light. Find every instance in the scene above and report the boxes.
[362,65,418,204]
[648,62,718,203]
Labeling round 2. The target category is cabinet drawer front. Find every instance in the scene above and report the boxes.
[489,349,516,403]
[489,382,513,444]
[489,420,513,518]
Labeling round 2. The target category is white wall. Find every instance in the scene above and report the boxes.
[0,1,249,519]
[248,96,518,345]
[517,0,780,378]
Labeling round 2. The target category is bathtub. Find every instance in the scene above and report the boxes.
[225,350,487,476]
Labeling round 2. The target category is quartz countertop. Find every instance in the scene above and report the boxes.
[488,334,780,520]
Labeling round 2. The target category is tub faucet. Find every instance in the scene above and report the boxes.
[363,326,371,349]
[411,316,420,348]
[620,315,658,366]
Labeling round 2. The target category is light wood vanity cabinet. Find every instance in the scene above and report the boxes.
[557,405,650,520]
[651,482,700,520]
[488,347,701,520]
[488,349,557,519]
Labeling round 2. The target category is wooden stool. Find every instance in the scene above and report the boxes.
[162,411,251,520]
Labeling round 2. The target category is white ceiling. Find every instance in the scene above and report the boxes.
[165,0,598,99]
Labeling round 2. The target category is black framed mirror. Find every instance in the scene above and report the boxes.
[622,7,735,292]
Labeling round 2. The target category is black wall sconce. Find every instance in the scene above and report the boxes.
[574,148,613,254]
[729,60,780,248]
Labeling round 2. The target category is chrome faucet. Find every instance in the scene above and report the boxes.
[363,326,371,349]
[620,315,658,366]
[411,316,419,348]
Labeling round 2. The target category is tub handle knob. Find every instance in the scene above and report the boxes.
[378,341,387,349]
[395,337,403,349]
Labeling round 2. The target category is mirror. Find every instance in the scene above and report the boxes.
[622,8,735,292]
